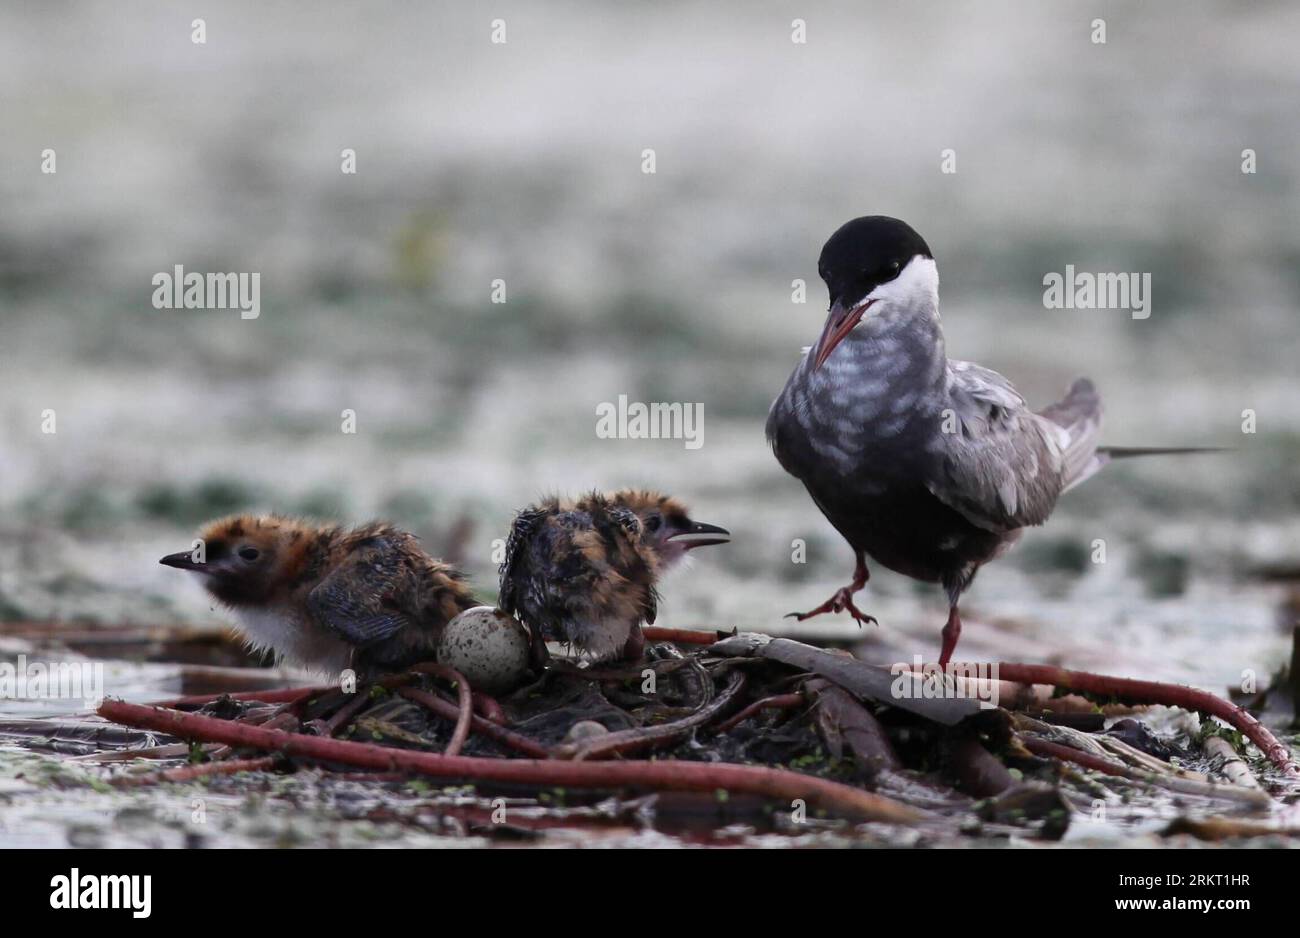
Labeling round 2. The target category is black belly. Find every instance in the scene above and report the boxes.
[768,394,1006,587]
[803,478,1004,584]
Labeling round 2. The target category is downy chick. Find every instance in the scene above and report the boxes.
[498,490,730,661]
[160,514,478,676]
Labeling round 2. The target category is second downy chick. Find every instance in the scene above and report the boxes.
[498,490,729,661]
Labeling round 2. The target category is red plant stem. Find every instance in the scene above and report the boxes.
[1020,736,1130,778]
[97,699,924,823]
[327,771,411,782]
[315,691,374,738]
[641,626,724,645]
[991,662,1298,777]
[150,686,331,709]
[714,693,804,734]
[472,693,506,725]
[398,687,550,758]
[406,663,475,756]
[112,755,280,787]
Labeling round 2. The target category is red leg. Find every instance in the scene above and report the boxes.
[938,605,961,667]
[786,551,877,626]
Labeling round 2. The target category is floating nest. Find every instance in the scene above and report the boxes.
[82,626,1300,843]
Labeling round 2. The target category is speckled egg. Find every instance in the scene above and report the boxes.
[436,606,532,694]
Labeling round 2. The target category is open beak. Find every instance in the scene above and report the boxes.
[667,521,731,549]
[812,297,876,370]
[159,551,206,571]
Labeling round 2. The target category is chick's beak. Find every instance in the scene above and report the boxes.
[667,521,731,549]
[812,296,876,370]
[159,551,205,571]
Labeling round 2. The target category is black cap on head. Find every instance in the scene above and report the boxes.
[818,216,933,306]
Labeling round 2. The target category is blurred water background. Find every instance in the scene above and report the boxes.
[2,0,1299,705]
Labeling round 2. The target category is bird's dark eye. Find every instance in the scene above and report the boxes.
[238,547,260,561]
[644,516,661,533]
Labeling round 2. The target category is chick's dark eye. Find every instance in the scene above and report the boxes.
[644,516,661,533]
[238,547,260,561]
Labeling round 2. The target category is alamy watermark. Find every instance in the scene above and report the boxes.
[1042,266,1150,320]
[596,394,703,450]
[890,657,1001,709]
[152,265,260,319]
[0,655,104,708]
[50,869,151,918]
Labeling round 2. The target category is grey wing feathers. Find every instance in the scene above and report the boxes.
[1037,377,1104,492]
[307,539,411,647]
[924,361,1068,533]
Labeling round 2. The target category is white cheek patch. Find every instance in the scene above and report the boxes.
[867,256,939,311]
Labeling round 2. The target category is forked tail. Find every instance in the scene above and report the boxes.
[1096,446,1229,459]
[1041,377,1226,493]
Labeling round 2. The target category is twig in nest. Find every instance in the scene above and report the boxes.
[1018,735,1271,807]
[946,734,1016,798]
[1203,736,1262,790]
[1016,713,1202,782]
[150,686,331,709]
[472,694,506,725]
[97,699,926,823]
[807,679,902,779]
[235,710,300,737]
[1021,736,1128,777]
[710,634,982,725]
[73,743,199,763]
[553,671,748,761]
[306,691,375,738]
[112,755,280,788]
[207,705,301,762]
[993,662,1298,777]
[714,693,804,734]
[641,626,727,645]
[397,687,550,758]
[398,664,474,757]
